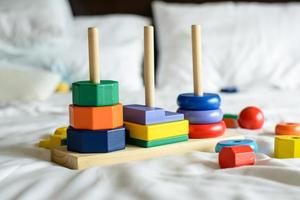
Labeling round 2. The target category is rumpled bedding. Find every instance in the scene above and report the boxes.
[0,89,300,200]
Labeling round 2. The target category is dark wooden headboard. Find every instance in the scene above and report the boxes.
[69,0,298,16]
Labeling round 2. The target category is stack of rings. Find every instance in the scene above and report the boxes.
[177,93,226,138]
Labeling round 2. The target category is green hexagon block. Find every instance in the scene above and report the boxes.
[72,80,119,106]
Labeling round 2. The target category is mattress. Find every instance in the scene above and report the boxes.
[0,89,300,200]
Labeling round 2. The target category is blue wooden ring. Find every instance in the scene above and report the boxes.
[177,93,221,110]
[177,108,223,124]
[215,139,258,153]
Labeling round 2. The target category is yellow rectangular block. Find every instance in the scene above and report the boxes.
[275,136,300,158]
[39,140,56,149]
[54,127,67,137]
[125,120,189,141]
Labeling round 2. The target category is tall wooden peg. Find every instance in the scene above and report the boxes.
[88,27,100,84]
[191,25,203,96]
[144,26,155,107]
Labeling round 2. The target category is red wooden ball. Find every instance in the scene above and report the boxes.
[238,106,264,130]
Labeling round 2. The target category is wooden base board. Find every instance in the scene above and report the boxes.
[51,130,244,170]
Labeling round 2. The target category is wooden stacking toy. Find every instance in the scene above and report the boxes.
[124,26,189,147]
[50,26,244,170]
[275,123,300,135]
[215,139,258,153]
[223,113,238,128]
[39,127,67,149]
[177,25,225,138]
[219,145,256,169]
[274,136,300,158]
[238,106,264,130]
[67,27,125,153]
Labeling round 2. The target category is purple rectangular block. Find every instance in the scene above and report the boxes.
[124,104,184,125]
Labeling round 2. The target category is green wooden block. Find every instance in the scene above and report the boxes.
[72,80,119,106]
[223,113,238,119]
[127,135,188,148]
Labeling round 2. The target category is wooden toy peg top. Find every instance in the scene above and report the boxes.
[144,26,155,107]
[88,27,100,84]
[191,25,203,96]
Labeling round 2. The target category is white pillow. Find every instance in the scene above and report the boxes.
[0,62,61,102]
[0,15,150,92]
[153,1,300,91]
[0,0,73,49]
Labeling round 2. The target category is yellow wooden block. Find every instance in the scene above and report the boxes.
[39,140,57,149]
[124,120,189,140]
[38,126,67,149]
[54,127,67,137]
[56,82,70,93]
[275,136,300,158]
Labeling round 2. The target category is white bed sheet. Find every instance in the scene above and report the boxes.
[0,89,300,200]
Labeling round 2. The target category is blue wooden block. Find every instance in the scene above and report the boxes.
[177,93,221,111]
[215,139,258,153]
[177,108,223,124]
[67,126,125,153]
[124,104,184,125]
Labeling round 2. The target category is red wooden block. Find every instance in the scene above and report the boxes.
[218,145,255,169]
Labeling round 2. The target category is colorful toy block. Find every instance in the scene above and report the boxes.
[122,26,189,148]
[274,136,300,158]
[67,126,125,153]
[127,134,188,148]
[238,106,264,130]
[215,139,258,153]
[177,93,221,111]
[125,120,189,140]
[39,127,67,149]
[56,82,70,93]
[219,145,255,169]
[124,104,183,125]
[275,123,300,135]
[177,108,223,124]
[69,103,123,130]
[189,121,226,138]
[72,80,119,106]
[223,113,238,128]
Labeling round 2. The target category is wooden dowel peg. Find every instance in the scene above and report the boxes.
[144,26,155,107]
[192,25,203,96]
[88,27,100,84]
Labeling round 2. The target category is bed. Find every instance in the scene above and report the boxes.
[1,0,300,199]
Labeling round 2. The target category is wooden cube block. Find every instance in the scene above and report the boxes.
[127,134,188,148]
[274,136,300,158]
[67,126,125,153]
[219,145,255,169]
[124,120,189,140]
[223,113,238,128]
[124,104,183,125]
[69,103,123,130]
[72,80,119,106]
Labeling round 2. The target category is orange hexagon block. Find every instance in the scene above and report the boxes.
[69,103,123,130]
